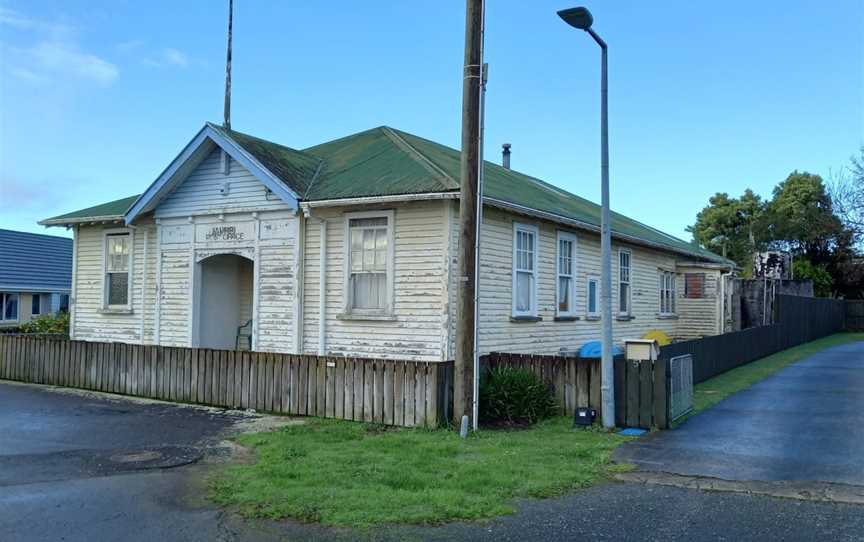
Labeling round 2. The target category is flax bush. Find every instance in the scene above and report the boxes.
[479,366,557,426]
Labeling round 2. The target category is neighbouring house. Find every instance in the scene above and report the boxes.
[0,229,72,329]
[40,123,733,360]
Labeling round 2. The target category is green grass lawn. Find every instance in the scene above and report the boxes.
[211,333,863,527]
[210,417,629,527]
[685,332,864,421]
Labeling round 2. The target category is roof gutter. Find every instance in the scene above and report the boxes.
[0,286,72,293]
[300,191,459,209]
[39,216,125,227]
[484,197,728,265]
[676,260,739,271]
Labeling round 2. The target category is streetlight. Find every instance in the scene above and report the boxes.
[558,6,615,429]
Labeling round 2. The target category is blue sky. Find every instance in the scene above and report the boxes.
[1,1,862,240]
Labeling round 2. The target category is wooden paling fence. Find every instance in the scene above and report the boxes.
[614,357,668,429]
[482,352,602,417]
[0,336,453,428]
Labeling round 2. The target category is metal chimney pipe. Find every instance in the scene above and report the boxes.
[502,143,511,169]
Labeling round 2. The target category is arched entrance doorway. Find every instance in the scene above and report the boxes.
[194,253,254,350]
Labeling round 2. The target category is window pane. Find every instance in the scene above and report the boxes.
[352,272,386,310]
[351,229,363,252]
[558,276,571,312]
[362,229,375,269]
[107,273,128,305]
[619,283,629,313]
[4,293,18,320]
[374,229,387,270]
[107,235,129,272]
[588,280,597,314]
[516,272,532,312]
[559,239,573,275]
[31,295,40,315]
[349,217,387,228]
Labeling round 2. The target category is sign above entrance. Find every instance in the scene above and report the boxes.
[195,222,255,244]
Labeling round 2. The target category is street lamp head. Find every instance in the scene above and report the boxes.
[557,6,593,30]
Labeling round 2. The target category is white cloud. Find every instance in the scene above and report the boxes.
[29,41,118,83]
[116,39,144,53]
[143,47,190,68]
[0,8,117,85]
[163,48,188,66]
[0,7,72,37]
[8,66,43,82]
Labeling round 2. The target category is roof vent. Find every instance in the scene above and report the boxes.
[502,143,511,169]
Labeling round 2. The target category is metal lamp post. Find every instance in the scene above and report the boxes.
[558,6,615,428]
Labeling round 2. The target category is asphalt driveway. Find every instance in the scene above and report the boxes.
[615,340,864,487]
[0,382,252,542]
[2,374,863,541]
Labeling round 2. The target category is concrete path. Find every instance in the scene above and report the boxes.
[614,341,864,487]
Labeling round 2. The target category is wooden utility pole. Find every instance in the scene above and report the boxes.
[223,0,233,129]
[454,0,484,426]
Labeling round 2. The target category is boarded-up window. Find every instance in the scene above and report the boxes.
[684,273,705,299]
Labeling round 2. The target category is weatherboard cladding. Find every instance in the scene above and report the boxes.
[154,148,292,217]
[42,124,725,264]
[0,229,73,291]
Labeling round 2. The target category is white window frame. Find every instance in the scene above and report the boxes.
[618,248,632,316]
[1,292,19,323]
[586,277,600,318]
[342,210,395,317]
[659,270,677,316]
[555,231,577,317]
[101,229,134,310]
[511,222,539,318]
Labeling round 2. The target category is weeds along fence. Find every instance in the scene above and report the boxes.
[0,335,453,428]
[660,295,846,385]
[481,352,602,417]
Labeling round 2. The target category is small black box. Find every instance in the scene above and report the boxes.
[573,407,597,427]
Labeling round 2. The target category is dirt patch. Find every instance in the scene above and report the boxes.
[230,413,304,436]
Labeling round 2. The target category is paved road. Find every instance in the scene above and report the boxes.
[2,380,863,541]
[615,340,864,486]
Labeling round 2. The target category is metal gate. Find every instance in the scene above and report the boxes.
[668,354,693,421]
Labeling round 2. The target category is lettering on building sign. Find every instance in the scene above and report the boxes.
[194,221,255,244]
[206,225,245,241]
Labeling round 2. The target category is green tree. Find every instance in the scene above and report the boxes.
[792,260,833,298]
[762,172,845,266]
[687,189,765,269]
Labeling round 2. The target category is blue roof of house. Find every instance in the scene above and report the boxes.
[0,229,73,293]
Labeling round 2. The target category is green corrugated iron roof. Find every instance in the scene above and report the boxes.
[41,124,729,264]
[386,128,730,264]
[41,194,140,224]
[302,126,458,199]
[207,122,321,197]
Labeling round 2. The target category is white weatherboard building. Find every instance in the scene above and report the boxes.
[41,123,734,361]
